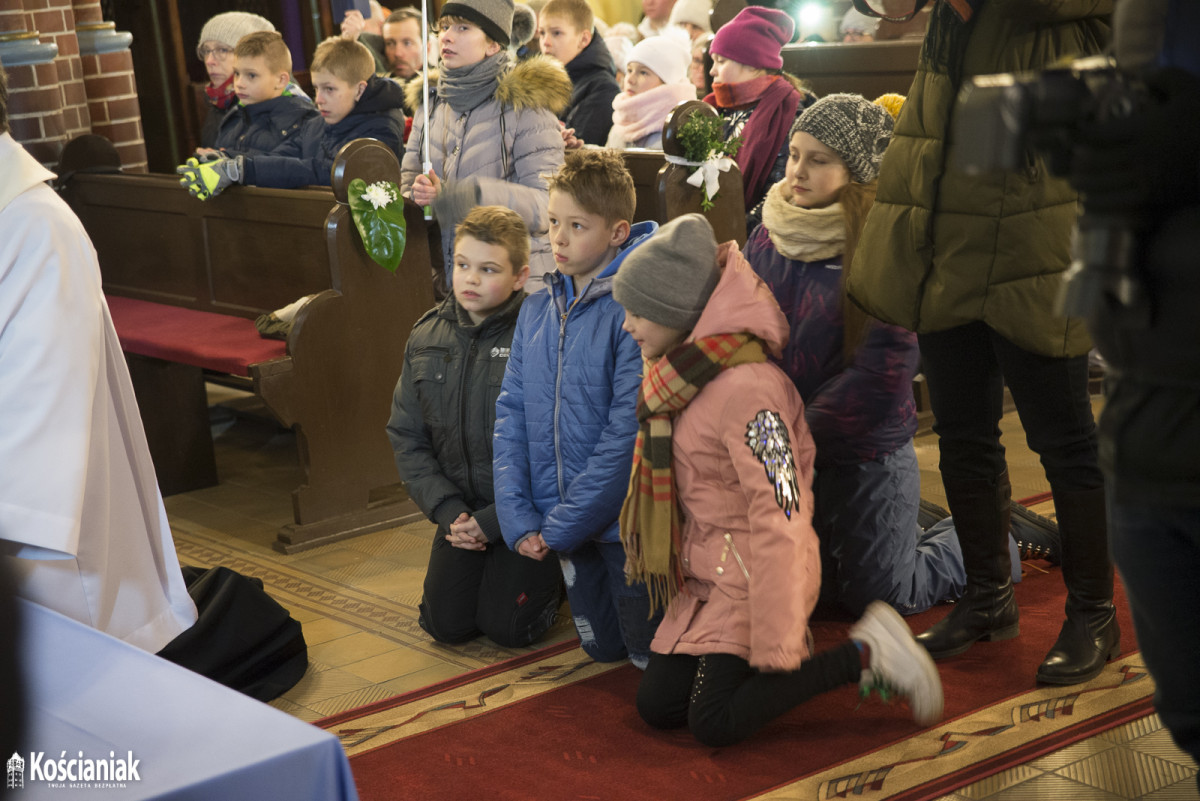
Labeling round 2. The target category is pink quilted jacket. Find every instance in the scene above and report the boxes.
[650,242,820,672]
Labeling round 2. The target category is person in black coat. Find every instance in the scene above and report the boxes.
[537,0,620,146]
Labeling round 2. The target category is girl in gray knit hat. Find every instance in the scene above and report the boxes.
[742,93,1060,619]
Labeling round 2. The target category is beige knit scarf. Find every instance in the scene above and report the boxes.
[761,180,846,262]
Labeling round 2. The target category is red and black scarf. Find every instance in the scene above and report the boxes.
[205,74,237,112]
[619,333,766,612]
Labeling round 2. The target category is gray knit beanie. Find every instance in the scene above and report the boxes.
[613,214,720,331]
[198,12,275,52]
[790,93,894,184]
[441,0,515,46]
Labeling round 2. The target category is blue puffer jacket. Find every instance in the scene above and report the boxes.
[243,75,405,188]
[214,92,317,157]
[494,221,657,553]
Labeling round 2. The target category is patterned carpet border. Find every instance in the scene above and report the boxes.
[314,636,581,729]
[753,653,1154,800]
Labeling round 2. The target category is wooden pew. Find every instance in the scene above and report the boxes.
[620,100,747,246]
[782,39,921,99]
[59,138,435,553]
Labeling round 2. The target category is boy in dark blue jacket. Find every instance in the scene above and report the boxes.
[494,149,659,667]
[203,31,317,158]
[178,38,405,197]
[387,206,562,648]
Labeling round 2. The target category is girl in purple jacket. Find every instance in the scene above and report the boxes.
[744,94,1056,618]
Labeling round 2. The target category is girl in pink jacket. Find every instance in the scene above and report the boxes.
[612,213,943,747]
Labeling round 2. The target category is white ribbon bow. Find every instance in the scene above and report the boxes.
[665,154,734,201]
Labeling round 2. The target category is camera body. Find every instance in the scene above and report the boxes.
[951,56,1150,325]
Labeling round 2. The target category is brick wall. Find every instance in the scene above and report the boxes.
[36,0,90,139]
[1,19,69,168]
[78,22,147,172]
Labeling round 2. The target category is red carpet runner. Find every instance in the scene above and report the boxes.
[334,566,1145,801]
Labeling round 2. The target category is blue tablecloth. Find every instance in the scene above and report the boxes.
[10,599,359,800]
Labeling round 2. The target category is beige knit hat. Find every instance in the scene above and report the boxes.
[198,11,275,52]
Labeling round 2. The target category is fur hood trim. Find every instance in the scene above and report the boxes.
[404,56,571,114]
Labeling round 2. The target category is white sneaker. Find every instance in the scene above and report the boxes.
[849,601,944,727]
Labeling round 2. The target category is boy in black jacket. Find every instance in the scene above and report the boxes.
[386,206,562,647]
[538,0,619,146]
[178,38,405,197]
[204,31,317,158]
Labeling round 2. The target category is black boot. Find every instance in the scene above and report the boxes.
[1011,502,1061,564]
[917,472,1019,659]
[1037,487,1120,685]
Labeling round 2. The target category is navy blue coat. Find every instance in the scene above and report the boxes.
[214,93,317,157]
[244,76,406,188]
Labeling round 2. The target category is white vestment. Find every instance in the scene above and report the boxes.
[0,132,197,653]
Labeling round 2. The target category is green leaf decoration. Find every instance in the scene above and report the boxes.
[348,177,408,273]
[675,112,743,211]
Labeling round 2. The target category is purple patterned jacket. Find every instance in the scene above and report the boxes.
[743,224,919,468]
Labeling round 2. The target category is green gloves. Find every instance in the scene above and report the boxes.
[176,155,244,200]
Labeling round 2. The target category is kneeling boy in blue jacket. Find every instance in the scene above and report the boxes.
[494,149,660,667]
[178,37,405,197]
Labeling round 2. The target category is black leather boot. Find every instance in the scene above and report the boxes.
[917,472,1019,659]
[1037,487,1120,685]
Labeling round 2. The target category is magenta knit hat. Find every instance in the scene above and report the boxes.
[710,7,794,71]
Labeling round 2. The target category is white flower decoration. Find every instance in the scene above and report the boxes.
[362,181,397,211]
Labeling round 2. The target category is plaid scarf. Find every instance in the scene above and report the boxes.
[619,333,766,613]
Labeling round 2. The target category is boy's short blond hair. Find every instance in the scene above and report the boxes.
[546,149,636,225]
[455,206,531,273]
[235,30,292,75]
[540,0,593,34]
[311,37,375,84]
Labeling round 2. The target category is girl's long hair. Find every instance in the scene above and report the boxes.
[839,179,878,363]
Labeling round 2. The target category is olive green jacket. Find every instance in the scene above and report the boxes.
[849,0,1110,357]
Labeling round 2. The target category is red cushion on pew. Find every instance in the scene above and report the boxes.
[106,295,287,377]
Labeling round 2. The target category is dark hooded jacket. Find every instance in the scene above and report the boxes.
[561,33,621,146]
[243,75,406,188]
[214,92,318,157]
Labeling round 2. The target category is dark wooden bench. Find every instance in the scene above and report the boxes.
[782,39,921,99]
[59,138,435,553]
[620,100,747,246]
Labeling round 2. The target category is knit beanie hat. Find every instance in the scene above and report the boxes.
[873,92,905,121]
[790,93,894,184]
[626,30,692,85]
[198,12,275,52]
[613,214,720,331]
[709,7,793,72]
[668,0,713,35]
[441,0,515,47]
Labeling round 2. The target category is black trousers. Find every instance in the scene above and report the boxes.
[918,322,1102,492]
[636,644,861,747]
[418,526,562,648]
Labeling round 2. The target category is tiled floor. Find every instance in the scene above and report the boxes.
[163,386,1198,800]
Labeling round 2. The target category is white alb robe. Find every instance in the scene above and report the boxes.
[0,132,197,653]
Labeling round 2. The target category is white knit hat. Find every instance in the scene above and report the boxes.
[668,0,712,34]
[198,12,275,51]
[625,29,691,85]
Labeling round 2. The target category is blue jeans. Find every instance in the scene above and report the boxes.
[1109,498,1200,769]
[813,444,966,616]
[561,540,661,668]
